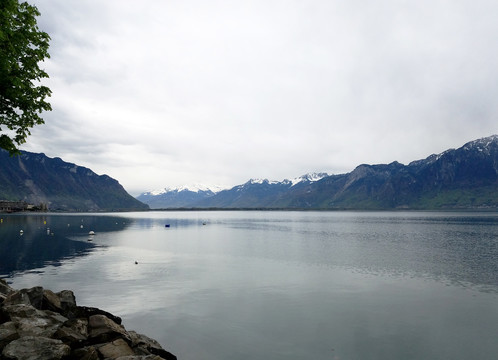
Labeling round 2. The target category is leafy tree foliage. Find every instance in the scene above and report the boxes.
[0,0,51,155]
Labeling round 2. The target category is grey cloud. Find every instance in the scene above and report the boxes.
[23,0,498,194]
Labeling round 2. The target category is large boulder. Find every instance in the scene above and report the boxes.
[53,318,88,347]
[2,336,71,360]
[2,287,63,314]
[116,356,165,360]
[97,338,135,358]
[128,331,177,360]
[0,322,19,348]
[56,290,77,317]
[88,314,130,343]
[76,306,122,325]
[71,346,100,360]
[2,304,67,338]
[0,279,13,297]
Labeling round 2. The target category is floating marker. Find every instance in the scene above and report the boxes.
[165,224,170,228]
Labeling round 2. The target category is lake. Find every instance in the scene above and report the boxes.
[1,211,497,359]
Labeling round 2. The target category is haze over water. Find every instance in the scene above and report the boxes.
[2,211,498,360]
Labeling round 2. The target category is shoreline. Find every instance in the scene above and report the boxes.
[0,279,176,359]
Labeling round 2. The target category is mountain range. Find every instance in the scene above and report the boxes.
[139,135,498,210]
[136,174,328,209]
[0,150,148,211]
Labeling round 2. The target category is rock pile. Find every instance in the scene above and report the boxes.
[0,279,176,360]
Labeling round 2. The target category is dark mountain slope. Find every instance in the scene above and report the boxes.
[0,150,148,211]
[192,135,498,209]
[281,135,498,209]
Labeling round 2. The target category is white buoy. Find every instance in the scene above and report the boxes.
[20,230,23,235]
[89,231,95,235]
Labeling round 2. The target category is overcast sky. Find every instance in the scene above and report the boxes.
[22,0,498,195]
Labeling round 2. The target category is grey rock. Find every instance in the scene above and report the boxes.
[3,304,67,338]
[88,314,130,343]
[56,290,77,318]
[97,338,135,358]
[2,336,71,360]
[4,287,63,314]
[42,289,62,313]
[71,346,99,360]
[54,322,87,346]
[2,304,38,320]
[0,321,19,348]
[128,331,176,359]
[76,306,122,324]
[2,290,32,307]
[0,279,13,296]
[65,318,88,338]
[116,356,165,360]
[0,285,176,359]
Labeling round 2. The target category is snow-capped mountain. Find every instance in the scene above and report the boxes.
[138,174,329,209]
[137,135,498,209]
[289,172,329,186]
[194,173,331,208]
[137,184,223,209]
[144,184,223,197]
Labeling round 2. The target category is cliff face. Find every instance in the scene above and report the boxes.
[0,150,148,211]
[0,280,176,359]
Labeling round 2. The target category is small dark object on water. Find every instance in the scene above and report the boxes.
[135,261,138,265]
[165,224,170,228]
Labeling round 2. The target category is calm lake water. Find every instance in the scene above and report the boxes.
[1,211,497,360]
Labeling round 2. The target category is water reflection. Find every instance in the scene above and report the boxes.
[6,211,498,360]
[183,211,498,292]
[0,214,129,277]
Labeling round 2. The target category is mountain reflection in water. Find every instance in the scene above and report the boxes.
[0,214,128,277]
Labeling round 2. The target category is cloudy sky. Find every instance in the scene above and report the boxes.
[22,0,498,195]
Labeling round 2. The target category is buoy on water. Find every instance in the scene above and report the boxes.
[165,224,170,228]
[89,231,95,235]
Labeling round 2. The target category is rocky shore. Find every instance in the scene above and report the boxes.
[0,279,176,360]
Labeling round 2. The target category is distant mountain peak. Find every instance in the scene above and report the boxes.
[290,172,329,186]
[146,184,223,196]
[462,134,498,152]
[246,179,281,185]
